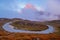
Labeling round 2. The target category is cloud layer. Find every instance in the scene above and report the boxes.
[0,0,60,21]
[47,0,60,15]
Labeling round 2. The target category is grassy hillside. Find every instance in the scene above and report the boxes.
[10,20,48,31]
[45,20,60,35]
[0,18,60,40]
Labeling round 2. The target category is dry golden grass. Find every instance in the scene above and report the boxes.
[11,20,48,31]
[0,18,60,40]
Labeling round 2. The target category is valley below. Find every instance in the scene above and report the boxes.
[0,18,60,40]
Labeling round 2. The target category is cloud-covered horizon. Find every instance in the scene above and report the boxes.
[0,0,60,21]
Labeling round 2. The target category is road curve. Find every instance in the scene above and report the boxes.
[2,22,55,34]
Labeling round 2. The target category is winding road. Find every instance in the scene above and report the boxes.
[2,22,55,34]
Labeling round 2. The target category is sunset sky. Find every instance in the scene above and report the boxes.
[0,0,60,21]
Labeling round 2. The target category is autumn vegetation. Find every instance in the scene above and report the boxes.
[10,20,48,31]
[0,18,60,40]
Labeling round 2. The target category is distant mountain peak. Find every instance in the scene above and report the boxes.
[24,3,35,9]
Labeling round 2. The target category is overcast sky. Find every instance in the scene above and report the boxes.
[0,0,47,18]
[47,0,60,15]
[0,0,60,21]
